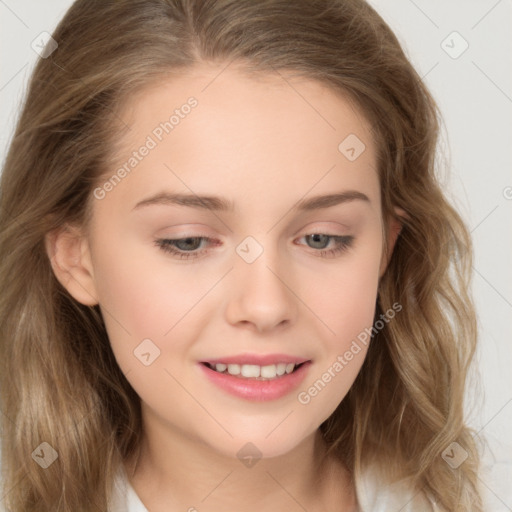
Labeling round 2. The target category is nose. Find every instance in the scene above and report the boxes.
[224,242,298,334]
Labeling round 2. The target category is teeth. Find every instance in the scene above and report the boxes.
[260,365,277,379]
[276,363,286,376]
[241,364,260,378]
[227,364,240,375]
[211,362,302,379]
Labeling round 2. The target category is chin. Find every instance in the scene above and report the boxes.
[204,420,314,462]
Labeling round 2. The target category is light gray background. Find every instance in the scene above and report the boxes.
[1,0,511,508]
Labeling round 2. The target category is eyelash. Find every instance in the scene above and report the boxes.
[154,234,354,260]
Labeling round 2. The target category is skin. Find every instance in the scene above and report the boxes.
[47,62,403,511]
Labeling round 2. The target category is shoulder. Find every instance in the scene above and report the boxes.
[355,464,437,512]
[356,433,512,512]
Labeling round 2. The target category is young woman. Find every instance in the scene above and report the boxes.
[0,1,485,510]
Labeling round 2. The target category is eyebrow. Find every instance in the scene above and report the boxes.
[132,190,370,212]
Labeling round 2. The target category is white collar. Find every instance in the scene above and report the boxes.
[110,435,511,512]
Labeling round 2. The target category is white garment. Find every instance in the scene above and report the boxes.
[109,434,512,511]
[110,470,148,512]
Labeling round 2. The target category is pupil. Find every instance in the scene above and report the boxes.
[308,234,328,249]
[177,237,200,250]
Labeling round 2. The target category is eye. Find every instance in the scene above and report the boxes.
[155,234,354,260]
[296,234,354,258]
[155,236,216,260]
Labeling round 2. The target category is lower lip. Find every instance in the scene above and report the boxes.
[199,362,311,402]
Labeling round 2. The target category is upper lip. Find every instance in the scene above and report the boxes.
[201,353,311,366]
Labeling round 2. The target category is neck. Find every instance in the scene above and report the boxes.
[124,409,355,511]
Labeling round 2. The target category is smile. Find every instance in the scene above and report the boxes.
[203,362,304,380]
[199,356,312,401]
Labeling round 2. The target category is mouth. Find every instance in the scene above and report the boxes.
[200,361,307,380]
[198,355,312,401]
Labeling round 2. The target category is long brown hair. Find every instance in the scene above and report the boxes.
[0,1,482,510]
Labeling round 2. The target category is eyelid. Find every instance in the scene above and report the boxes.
[295,220,352,234]
[155,231,354,261]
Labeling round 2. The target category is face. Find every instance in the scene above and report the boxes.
[51,63,400,460]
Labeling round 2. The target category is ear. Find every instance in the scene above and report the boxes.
[45,224,99,306]
[379,207,408,278]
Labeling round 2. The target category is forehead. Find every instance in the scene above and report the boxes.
[99,63,380,217]
[118,62,375,147]
[121,63,369,130]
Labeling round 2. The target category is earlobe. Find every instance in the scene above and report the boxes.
[45,225,99,306]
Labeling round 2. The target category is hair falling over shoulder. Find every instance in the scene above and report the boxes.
[0,1,483,510]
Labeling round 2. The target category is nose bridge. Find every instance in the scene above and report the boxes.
[224,234,297,332]
[237,231,290,281]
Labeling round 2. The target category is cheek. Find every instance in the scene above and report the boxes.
[293,236,381,416]
[91,226,197,326]
[296,342,368,437]
[305,236,382,346]
[89,232,221,375]
[294,280,377,431]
